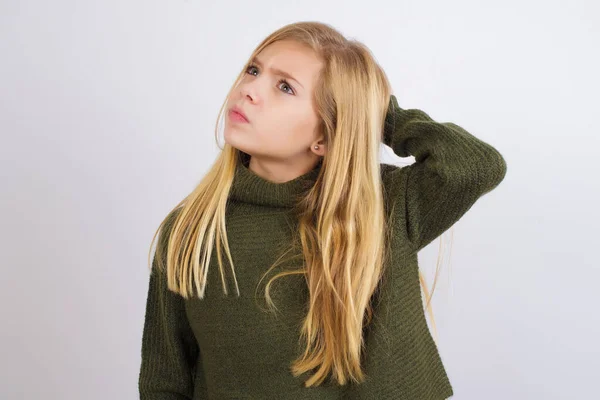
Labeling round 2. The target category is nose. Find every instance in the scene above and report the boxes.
[240,84,256,103]
[239,77,264,104]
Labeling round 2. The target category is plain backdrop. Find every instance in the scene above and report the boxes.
[1,1,598,399]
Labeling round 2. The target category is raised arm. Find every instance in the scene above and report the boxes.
[138,222,200,399]
[383,95,507,253]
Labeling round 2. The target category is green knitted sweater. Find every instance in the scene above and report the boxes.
[138,95,507,399]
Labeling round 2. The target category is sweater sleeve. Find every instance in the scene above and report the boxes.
[138,253,200,399]
[383,95,507,253]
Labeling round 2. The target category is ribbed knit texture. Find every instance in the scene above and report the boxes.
[138,95,507,399]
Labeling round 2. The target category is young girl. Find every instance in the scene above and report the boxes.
[138,21,507,400]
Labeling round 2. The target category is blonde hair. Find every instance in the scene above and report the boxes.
[148,21,447,388]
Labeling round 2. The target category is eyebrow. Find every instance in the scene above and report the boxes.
[250,57,304,90]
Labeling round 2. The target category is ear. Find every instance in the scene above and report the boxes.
[311,138,327,157]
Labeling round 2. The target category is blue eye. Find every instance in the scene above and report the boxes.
[245,64,295,95]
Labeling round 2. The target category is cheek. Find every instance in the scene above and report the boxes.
[272,107,319,146]
[268,120,313,154]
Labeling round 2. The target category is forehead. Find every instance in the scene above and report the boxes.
[255,40,323,88]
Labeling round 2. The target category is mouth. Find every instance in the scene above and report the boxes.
[229,107,249,123]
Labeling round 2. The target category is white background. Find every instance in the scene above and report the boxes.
[1,1,598,399]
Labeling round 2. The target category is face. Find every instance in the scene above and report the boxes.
[224,40,325,166]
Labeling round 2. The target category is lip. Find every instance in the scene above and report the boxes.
[229,106,249,123]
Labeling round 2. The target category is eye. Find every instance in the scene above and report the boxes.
[245,64,296,95]
[276,79,294,95]
[246,64,259,76]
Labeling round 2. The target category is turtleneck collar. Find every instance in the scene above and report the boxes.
[228,158,322,208]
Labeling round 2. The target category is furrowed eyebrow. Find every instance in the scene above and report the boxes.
[250,57,304,89]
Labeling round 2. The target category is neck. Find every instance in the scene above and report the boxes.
[248,155,322,184]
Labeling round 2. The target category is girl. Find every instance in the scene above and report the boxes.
[139,21,507,400]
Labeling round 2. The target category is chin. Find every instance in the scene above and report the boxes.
[224,130,253,155]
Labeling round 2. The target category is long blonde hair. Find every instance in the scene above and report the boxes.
[148,21,446,388]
